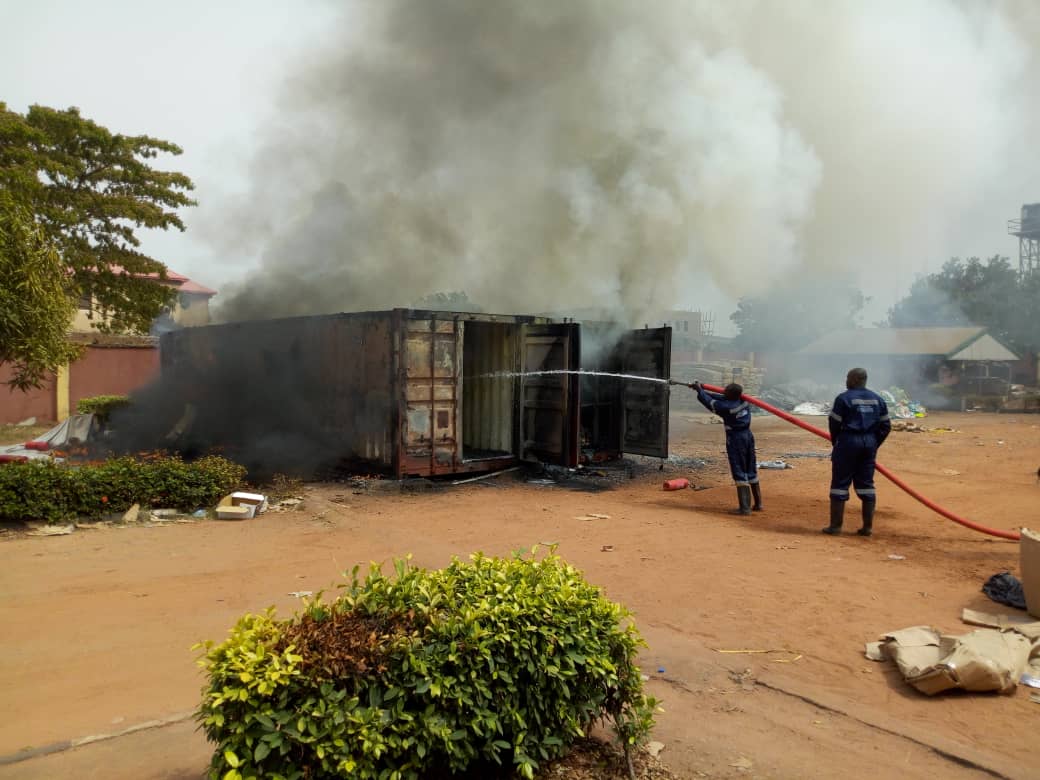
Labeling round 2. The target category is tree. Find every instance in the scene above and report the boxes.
[730,280,867,352]
[0,192,79,389]
[0,103,195,334]
[887,256,1040,355]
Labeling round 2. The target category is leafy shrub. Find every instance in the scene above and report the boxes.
[0,454,245,522]
[76,394,131,421]
[197,548,658,780]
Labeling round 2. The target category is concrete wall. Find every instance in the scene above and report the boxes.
[0,364,57,423]
[0,346,159,424]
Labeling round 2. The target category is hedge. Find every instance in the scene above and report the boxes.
[76,394,131,421]
[197,548,658,779]
[0,455,245,522]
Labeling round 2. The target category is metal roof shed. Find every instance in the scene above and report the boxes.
[798,327,1018,361]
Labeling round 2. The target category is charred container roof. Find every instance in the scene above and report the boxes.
[159,309,670,478]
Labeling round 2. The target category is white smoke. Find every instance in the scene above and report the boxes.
[216,0,1040,324]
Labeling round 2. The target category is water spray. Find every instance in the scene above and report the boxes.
[689,381,1020,542]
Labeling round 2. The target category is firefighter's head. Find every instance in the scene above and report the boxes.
[846,367,868,390]
[723,383,743,401]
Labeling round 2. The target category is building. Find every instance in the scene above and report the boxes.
[72,268,217,333]
[797,326,1020,407]
[1,268,217,424]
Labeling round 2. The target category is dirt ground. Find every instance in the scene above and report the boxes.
[1,410,1037,780]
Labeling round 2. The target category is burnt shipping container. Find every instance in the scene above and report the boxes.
[160,309,670,478]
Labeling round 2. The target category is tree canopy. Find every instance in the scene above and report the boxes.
[887,256,1040,355]
[0,191,79,389]
[0,102,196,335]
[730,281,867,352]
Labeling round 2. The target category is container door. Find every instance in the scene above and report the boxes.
[519,323,580,466]
[399,316,461,476]
[619,327,671,458]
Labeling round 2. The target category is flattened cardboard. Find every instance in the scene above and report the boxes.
[1022,528,1040,619]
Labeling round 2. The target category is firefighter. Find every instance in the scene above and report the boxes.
[822,367,891,537]
[691,381,761,515]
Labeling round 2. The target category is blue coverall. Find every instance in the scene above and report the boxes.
[696,387,758,486]
[828,388,891,502]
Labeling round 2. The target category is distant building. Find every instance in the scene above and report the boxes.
[71,267,217,334]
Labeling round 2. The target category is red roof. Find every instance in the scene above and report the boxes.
[98,264,216,296]
[178,279,217,296]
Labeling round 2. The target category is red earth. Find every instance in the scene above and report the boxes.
[1,410,1037,779]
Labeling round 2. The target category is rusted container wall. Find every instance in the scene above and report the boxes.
[398,315,461,476]
[0,365,56,424]
[69,346,160,411]
[162,313,396,473]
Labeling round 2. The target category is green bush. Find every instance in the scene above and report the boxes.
[197,548,658,780]
[76,394,131,421]
[0,454,245,522]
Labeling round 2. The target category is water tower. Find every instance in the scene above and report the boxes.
[1009,203,1040,275]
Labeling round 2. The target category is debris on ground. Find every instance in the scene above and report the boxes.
[270,497,305,512]
[782,451,829,459]
[791,402,830,416]
[891,420,928,433]
[534,737,678,779]
[866,613,1040,695]
[122,503,140,523]
[575,513,611,521]
[26,523,74,536]
[982,572,1028,611]
[758,459,792,470]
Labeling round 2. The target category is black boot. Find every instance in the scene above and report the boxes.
[733,485,752,515]
[750,483,763,511]
[821,498,844,535]
[858,500,875,537]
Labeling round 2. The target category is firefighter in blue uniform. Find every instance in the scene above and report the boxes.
[822,367,891,537]
[691,381,761,515]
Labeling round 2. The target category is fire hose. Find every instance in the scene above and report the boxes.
[674,381,1021,542]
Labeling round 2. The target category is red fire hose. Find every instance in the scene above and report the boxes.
[689,382,1021,542]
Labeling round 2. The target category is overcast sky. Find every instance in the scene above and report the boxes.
[1,0,336,290]
[2,1,1035,334]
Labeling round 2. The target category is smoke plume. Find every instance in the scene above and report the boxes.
[215,0,1040,324]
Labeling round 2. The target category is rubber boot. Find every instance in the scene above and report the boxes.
[857,499,875,537]
[750,483,763,511]
[733,485,752,516]
[821,499,844,535]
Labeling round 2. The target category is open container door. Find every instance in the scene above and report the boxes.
[519,323,580,467]
[619,327,672,457]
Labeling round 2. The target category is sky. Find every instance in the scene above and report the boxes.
[1,0,337,289]
[2,1,1037,336]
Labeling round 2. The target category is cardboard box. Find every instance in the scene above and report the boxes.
[1022,527,1040,619]
[216,505,252,521]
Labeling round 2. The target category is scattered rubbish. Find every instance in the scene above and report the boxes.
[792,402,830,416]
[450,466,521,486]
[663,478,689,491]
[574,513,610,521]
[887,554,906,561]
[122,503,140,524]
[758,459,792,470]
[892,421,928,433]
[657,667,665,674]
[867,622,1040,695]
[16,417,37,426]
[775,544,796,550]
[26,524,74,537]
[600,545,614,552]
[782,451,829,459]
[997,440,1006,445]
[640,674,650,682]
[940,469,961,476]
[961,608,1040,636]
[1031,693,1040,704]
[730,757,753,771]
[528,478,557,486]
[288,591,313,598]
[646,741,665,758]
[216,505,252,521]
[149,508,178,519]
[270,497,304,512]
[192,509,208,518]
[74,522,111,530]
[714,648,802,662]
[1021,674,1040,689]
[982,572,1028,611]
[216,491,268,520]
